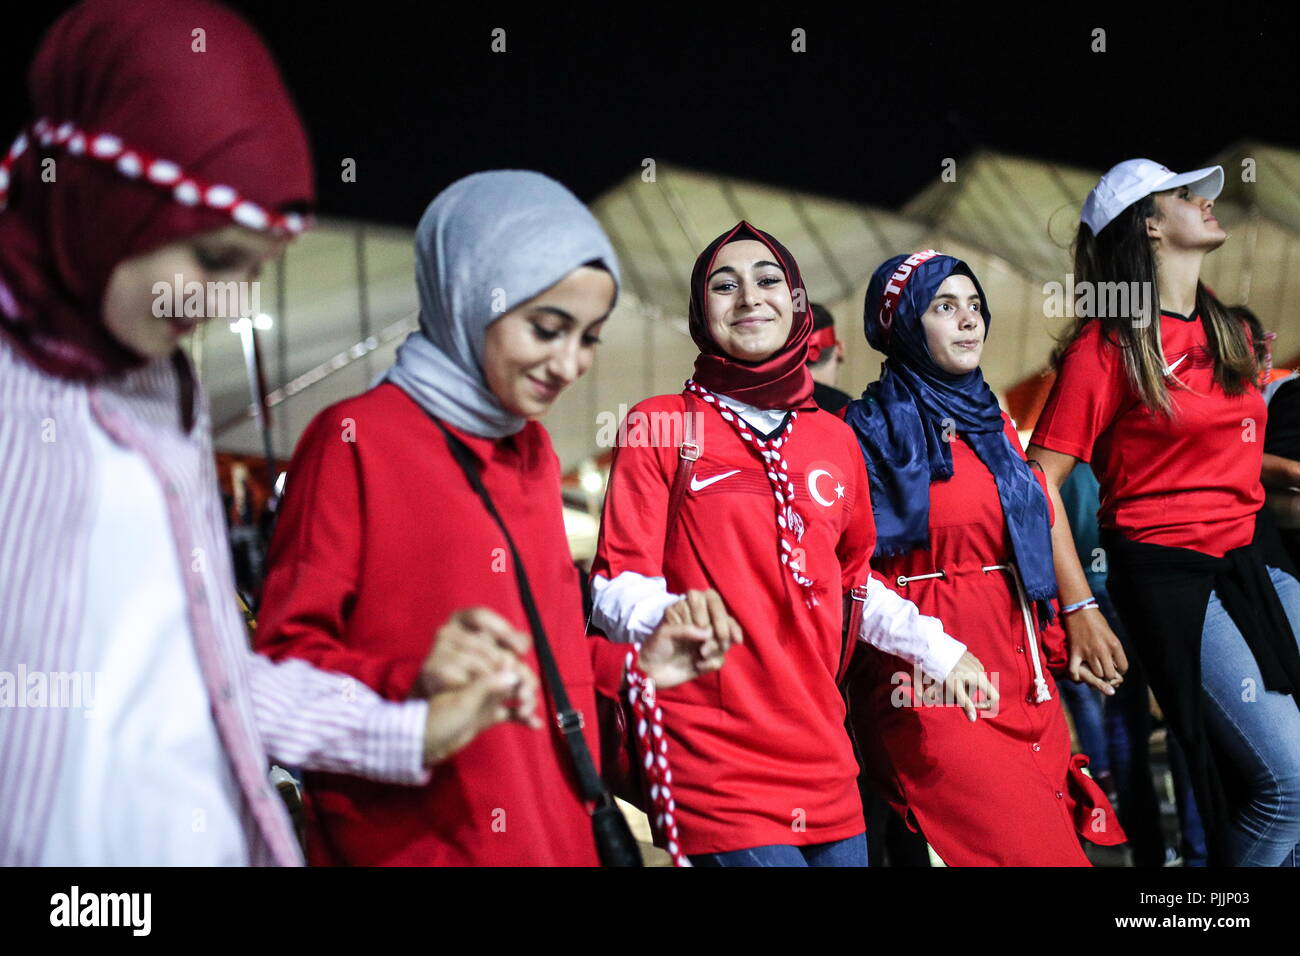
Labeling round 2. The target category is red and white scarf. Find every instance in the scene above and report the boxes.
[685,379,823,608]
[624,650,689,867]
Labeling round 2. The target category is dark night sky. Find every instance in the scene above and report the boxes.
[3,3,1299,227]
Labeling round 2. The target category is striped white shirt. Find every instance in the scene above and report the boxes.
[0,336,430,866]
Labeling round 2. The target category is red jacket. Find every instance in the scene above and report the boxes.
[255,383,627,865]
[591,393,876,854]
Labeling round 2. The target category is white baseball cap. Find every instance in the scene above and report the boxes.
[1080,158,1224,235]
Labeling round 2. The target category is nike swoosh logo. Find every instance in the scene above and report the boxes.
[690,470,740,492]
[1164,354,1187,376]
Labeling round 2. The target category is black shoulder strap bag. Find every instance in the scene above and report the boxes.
[433,417,642,867]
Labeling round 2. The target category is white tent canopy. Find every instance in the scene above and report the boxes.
[202,145,1300,473]
[200,219,418,461]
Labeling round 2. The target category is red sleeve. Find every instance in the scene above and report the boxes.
[1005,413,1069,667]
[1040,606,1069,674]
[587,400,678,697]
[1029,323,1125,463]
[589,637,630,699]
[835,409,923,604]
[836,433,878,592]
[254,408,420,701]
[1004,411,1055,525]
[589,402,676,583]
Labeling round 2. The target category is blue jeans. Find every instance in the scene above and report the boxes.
[1057,678,1109,775]
[690,832,868,867]
[1199,565,1300,866]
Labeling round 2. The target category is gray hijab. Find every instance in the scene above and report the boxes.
[385,170,620,437]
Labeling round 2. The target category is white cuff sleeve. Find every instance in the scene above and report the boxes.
[856,577,967,681]
[590,571,682,645]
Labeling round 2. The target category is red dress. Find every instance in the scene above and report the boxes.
[845,412,1126,866]
[254,383,628,866]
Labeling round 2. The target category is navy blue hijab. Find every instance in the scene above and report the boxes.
[842,251,1057,619]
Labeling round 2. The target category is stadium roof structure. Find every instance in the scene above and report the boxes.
[204,146,1300,476]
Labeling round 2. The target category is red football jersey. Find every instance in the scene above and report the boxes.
[1032,314,1266,557]
[591,392,877,855]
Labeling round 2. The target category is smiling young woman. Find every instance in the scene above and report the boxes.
[1028,159,1300,867]
[702,238,794,359]
[480,266,613,416]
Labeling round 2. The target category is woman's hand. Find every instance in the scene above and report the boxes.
[1261,452,1300,491]
[1026,445,1130,697]
[661,588,744,653]
[421,666,541,766]
[639,588,743,688]
[1267,488,1300,529]
[943,650,1000,722]
[413,607,542,768]
[413,606,533,697]
[1063,607,1128,695]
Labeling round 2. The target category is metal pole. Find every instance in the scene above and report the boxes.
[237,321,277,496]
[355,223,373,381]
[276,253,288,467]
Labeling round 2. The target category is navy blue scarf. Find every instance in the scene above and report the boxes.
[842,252,1057,620]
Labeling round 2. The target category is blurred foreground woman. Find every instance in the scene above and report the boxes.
[0,0,514,867]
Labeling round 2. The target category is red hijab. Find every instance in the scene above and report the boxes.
[688,221,816,410]
[0,0,314,380]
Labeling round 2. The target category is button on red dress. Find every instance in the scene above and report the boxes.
[844,412,1126,866]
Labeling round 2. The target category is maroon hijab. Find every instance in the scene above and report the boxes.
[0,0,314,380]
[688,221,816,410]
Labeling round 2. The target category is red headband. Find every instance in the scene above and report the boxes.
[806,325,839,364]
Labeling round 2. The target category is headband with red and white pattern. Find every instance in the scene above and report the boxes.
[0,118,310,236]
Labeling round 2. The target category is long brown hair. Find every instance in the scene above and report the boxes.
[1052,194,1256,415]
